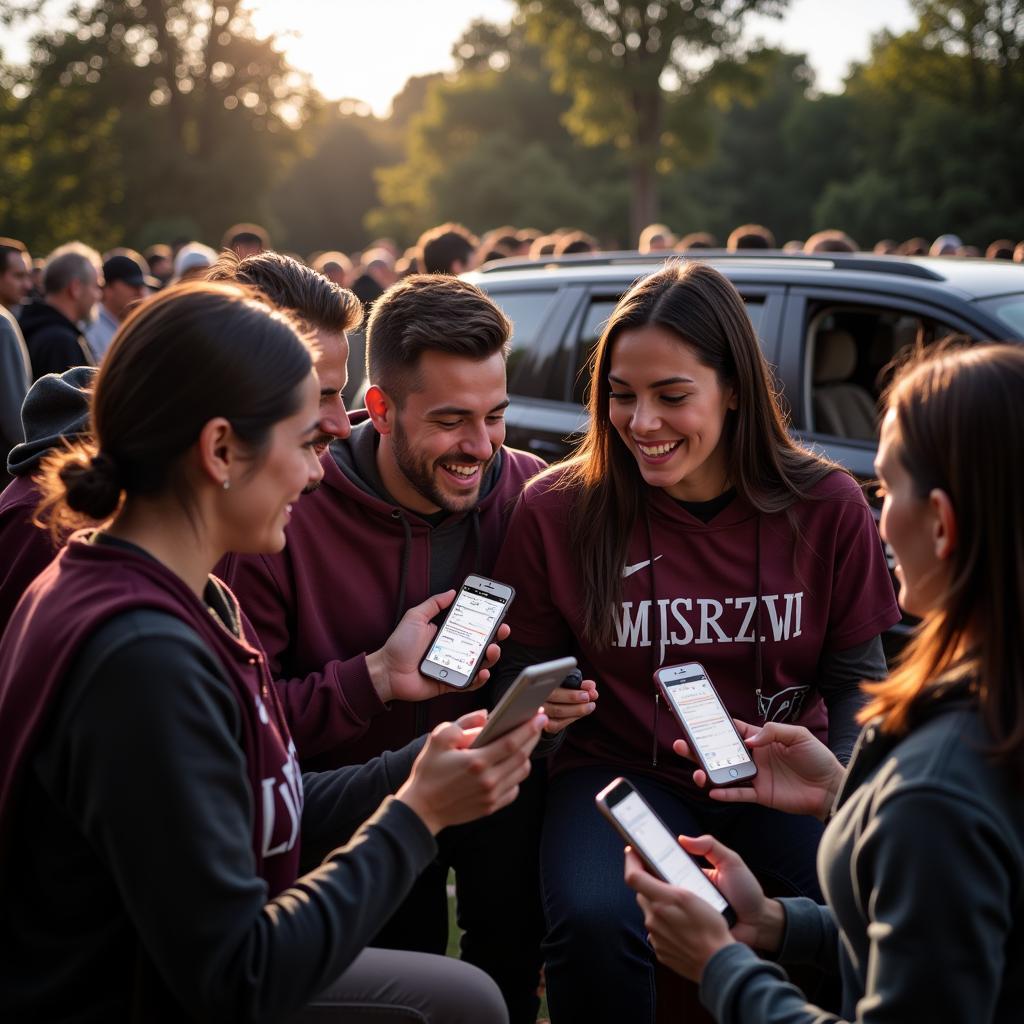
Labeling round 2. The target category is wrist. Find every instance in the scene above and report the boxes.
[366,648,392,703]
[819,765,844,821]
[395,783,442,835]
[755,898,786,954]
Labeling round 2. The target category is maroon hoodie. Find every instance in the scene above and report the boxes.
[222,438,544,769]
[492,466,900,794]
[0,536,303,895]
[0,475,55,639]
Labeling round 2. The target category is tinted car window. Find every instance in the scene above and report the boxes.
[486,290,558,387]
[977,293,1024,335]
[571,297,766,405]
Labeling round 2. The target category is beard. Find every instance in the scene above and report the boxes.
[392,418,497,513]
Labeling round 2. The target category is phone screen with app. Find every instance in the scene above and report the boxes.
[663,667,752,772]
[424,584,508,677]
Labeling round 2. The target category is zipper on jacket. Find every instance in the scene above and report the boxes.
[651,691,660,767]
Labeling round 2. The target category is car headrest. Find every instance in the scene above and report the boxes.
[814,329,858,384]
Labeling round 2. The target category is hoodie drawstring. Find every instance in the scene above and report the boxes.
[391,509,413,630]
[644,505,660,767]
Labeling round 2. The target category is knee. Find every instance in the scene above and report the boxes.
[424,958,509,1024]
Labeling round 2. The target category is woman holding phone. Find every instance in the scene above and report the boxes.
[627,343,1024,1023]
[491,260,899,1021]
[0,282,543,1023]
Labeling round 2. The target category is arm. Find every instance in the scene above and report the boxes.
[53,619,438,1023]
[0,318,29,453]
[817,636,886,765]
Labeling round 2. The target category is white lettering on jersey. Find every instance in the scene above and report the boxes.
[612,592,805,652]
[623,555,663,578]
[261,740,304,858]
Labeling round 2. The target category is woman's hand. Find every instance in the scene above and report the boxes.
[366,590,510,703]
[396,710,546,833]
[540,679,598,734]
[673,719,845,821]
[624,834,785,980]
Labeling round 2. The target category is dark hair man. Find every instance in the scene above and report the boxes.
[221,222,270,257]
[417,222,479,275]
[222,276,550,1022]
[143,243,173,284]
[554,230,599,255]
[19,242,102,380]
[85,252,159,361]
[208,250,362,459]
[727,223,776,250]
[0,238,33,483]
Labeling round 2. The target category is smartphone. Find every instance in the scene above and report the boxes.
[470,656,578,748]
[655,662,757,787]
[419,575,515,689]
[595,777,735,925]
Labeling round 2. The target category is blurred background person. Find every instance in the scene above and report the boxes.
[143,243,173,286]
[221,221,270,258]
[554,230,599,255]
[985,240,1015,260]
[0,237,34,485]
[804,230,858,254]
[675,232,718,251]
[312,250,354,286]
[638,223,677,253]
[19,242,101,380]
[172,241,218,284]
[418,222,479,275]
[350,247,398,309]
[727,223,776,250]
[85,253,158,361]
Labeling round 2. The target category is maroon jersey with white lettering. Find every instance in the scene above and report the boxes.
[493,466,900,793]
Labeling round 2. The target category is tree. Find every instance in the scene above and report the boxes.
[0,0,316,251]
[513,0,789,240]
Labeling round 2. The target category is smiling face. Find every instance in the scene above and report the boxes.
[372,350,508,515]
[224,371,324,553]
[875,407,951,618]
[607,324,737,502]
[309,326,351,458]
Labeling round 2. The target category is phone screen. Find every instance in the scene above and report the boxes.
[609,790,729,913]
[424,585,508,676]
[663,667,752,772]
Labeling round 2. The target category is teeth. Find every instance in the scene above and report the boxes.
[285,504,293,513]
[442,463,478,477]
[637,441,680,457]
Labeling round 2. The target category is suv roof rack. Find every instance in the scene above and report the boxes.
[478,249,946,282]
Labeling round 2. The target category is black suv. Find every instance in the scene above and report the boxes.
[464,251,1024,478]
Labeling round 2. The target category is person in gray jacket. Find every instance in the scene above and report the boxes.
[0,237,34,486]
[624,342,1024,1024]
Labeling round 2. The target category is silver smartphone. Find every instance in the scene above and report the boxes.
[419,574,515,689]
[470,656,578,748]
[595,776,736,925]
[655,661,757,787]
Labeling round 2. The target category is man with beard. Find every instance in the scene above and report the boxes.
[222,275,553,1023]
[207,249,358,464]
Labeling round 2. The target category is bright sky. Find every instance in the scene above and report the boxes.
[4,0,919,116]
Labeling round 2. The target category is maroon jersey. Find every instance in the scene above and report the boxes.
[493,467,900,793]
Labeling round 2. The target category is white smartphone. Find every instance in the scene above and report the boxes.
[595,777,736,925]
[419,574,515,689]
[655,661,757,787]
[470,656,578,748]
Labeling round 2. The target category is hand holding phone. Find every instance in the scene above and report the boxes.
[420,575,515,689]
[656,663,757,787]
[596,777,735,926]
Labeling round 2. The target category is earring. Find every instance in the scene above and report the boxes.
[222,479,231,491]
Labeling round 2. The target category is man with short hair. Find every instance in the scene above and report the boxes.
[223,275,550,1022]
[417,222,478,275]
[208,249,361,456]
[638,222,676,252]
[19,241,102,379]
[85,252,159,360]
[0,237,34,485]
[727,223,776,250]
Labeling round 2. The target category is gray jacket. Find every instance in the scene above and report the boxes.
[700,689,1024,1023]
[0,307,31,484]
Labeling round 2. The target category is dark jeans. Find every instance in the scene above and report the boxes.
[372,769,546,1024]
[540,766,825,1024]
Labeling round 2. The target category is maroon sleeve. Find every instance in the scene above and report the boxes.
[0,513,58,638]
[826,492,901,650]
[492,490,574,651]
[220,553,387,759]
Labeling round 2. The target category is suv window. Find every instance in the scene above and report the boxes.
[570,296,767,405]
[806,303,960,442]
[486,289,558,388]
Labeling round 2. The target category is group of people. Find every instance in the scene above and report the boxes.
[0,225,1022,1024]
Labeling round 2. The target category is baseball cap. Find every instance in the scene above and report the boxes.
[103,254,160,290]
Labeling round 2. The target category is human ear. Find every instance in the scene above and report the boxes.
[365,385,395,435]
[196,417,240,488]
[929,488,956,560]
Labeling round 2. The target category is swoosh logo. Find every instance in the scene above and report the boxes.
[623,555,662,578]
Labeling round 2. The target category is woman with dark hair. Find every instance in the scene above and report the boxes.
[0,281,542,1023]
[491,261,899,1021]
[628,342,1024,1023]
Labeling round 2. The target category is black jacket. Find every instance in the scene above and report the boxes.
[699,691,1024,1023]
[18,300,94,380]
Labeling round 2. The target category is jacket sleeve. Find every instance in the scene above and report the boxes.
[222,551,388,757]
[47,616,437,1024]
[700,787,1015,1024]
[816,637,886,764]
[0,317,29,455]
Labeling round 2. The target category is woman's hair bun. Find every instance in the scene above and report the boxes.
[60,451,123,520]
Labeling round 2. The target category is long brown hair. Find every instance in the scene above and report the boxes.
[560,260,838,646]
[860,344,1024,782]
